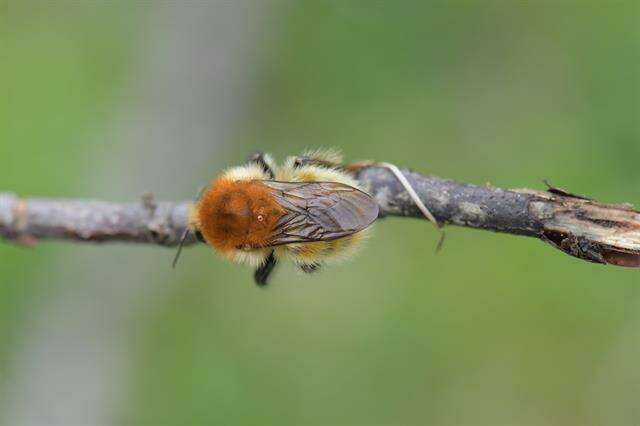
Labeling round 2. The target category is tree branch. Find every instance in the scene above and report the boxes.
[2,166,639,267]
[0,193,196,247]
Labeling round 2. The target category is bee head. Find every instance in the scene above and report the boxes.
[196,178,285,253]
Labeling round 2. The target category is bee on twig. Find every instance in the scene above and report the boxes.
[174,150,378,285]
[173,149,440,286]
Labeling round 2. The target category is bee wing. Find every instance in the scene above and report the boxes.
[262,181,379,245]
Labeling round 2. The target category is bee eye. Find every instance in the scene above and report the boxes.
[257,215,264,222]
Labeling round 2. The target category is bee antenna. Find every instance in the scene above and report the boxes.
[378,162,445,251]
[172,228,191,269]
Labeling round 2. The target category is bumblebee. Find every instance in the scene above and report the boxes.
[183,150,379,285]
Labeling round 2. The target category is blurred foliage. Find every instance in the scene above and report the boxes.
[0,0,142,396]
[1,1,639,425]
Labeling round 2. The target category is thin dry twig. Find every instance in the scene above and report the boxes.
[1,165,639,267]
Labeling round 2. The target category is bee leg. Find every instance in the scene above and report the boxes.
[194,230,206,243]
[254,251,277,286]
[292,156,339,169]
[248,151,276,179]
[291,149,342,169]
[299,262,322,274]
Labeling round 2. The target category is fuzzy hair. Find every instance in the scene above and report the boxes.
[192,151,373,270]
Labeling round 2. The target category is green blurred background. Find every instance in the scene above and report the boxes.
[1,1,639,425]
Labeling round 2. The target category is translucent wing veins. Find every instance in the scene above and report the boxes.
[262,181,379,246]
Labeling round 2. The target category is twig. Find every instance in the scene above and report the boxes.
[1,166,639,267]
[0,193,196,247]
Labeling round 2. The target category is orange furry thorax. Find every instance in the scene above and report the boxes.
[196,178,285,254]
